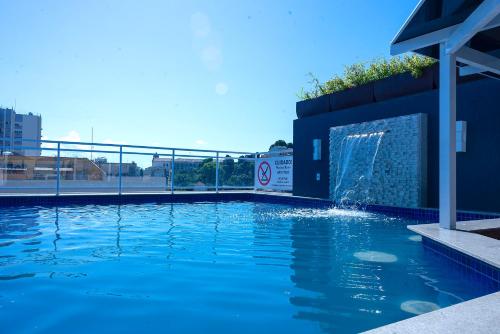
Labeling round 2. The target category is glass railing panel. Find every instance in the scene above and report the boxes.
[218,154,255,190]
[58,142,120,194]
[0,146,57,194]
[121,147,173,193]
[172,151,217,191]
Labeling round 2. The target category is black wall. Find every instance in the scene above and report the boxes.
[293,78,500,213]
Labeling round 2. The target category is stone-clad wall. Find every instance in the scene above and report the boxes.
[329,113,427,208]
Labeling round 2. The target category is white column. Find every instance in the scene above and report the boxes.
[439,43,457,229]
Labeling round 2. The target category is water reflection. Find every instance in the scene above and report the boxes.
[0,206,42,280]
[116,205,122,257]
[52,207,60,252]
[0,206,42,241]
[287,212,387,333]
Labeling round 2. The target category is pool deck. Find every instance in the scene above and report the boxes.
[408,220,500,269]
[363,291,500,334]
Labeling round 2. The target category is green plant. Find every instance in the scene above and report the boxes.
[297,54,437,100]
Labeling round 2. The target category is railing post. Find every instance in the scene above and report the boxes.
[118,146,123,195]
[56,142,61,196]
[170,149,175,194]
[215,152,220,193]
[165,155,169,192]
[253,152,258,192]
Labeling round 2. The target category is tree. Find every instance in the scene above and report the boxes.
[174,170,198,187]
[269,140,293,151]
[221,155,235,184]
[198,158,216,185]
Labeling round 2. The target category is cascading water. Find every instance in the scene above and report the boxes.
[333,131,385,208]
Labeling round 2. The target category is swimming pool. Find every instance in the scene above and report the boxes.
[0,201,495,333]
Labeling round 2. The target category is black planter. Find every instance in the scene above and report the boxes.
[296,94,330,118]
[432,63,439,89]
[329,82,374,111]
[374,67,434,102]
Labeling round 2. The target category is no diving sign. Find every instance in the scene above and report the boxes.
[257,161,272,186]
[254,156,292,191]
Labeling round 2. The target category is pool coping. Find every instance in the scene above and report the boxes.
[408,223,500,270]
[362,291,500,334]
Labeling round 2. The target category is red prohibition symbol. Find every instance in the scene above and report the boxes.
[258,161,272,186]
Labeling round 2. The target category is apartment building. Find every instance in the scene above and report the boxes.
[0,108,42,156]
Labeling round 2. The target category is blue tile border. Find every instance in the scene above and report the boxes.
[422,236,500,291]
[363,203,500,222]
[0,193,498,222]
[0,192,254,207]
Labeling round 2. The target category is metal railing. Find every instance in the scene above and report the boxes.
[0,137,267,195]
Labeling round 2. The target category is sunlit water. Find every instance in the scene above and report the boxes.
[0,202,495,333]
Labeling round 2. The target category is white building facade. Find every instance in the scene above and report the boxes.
[0,108,42,156]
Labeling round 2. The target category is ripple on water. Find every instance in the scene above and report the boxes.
[408,235,422,242]
[400,300,440,315]
[354,251,398,263]
[269,207,374,219]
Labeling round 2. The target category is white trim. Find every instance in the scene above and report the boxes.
[390,0,428,46]
[439,43,457,230]
[456,47,500,76]
[446,0,500,54]
[459,65,483,76]
[390,25,458,55]
[391,13,500,56]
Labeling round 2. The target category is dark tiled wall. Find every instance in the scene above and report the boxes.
[423,237,500,291]
[293,78,500,213]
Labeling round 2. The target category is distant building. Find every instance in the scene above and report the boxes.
[0,108,42,156]
[145,154,202,177]
[94,157,141,177]
[260,147,293,158]
[0,156,104,182]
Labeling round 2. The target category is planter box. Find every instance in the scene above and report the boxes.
[432,63,439,88]
[375,67,434,102]
[329,83,374,111]
[296,94,330,118]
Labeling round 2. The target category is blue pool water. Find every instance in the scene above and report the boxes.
[0,202,495,333]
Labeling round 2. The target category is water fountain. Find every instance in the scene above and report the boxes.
[333,131,385,208]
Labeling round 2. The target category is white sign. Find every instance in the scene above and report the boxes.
[255,156,293,191]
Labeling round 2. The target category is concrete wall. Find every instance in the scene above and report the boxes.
[329,114,427,208]
[293,77,500,213]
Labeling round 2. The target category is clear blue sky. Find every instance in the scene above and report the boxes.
[0,0,418,153]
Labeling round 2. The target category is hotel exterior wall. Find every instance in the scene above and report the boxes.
[329,114,427,208]
[293,77,500,212]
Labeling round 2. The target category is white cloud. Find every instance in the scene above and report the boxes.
[59,130,81,142]
[41,130,91,157]
[215,82,229,95]
[41,130,81,150]
[195,139,207,146]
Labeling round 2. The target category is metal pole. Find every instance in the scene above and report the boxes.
[253,153,258,192]
[165,157,169,192]
[170,149,175,194]
[118,146,123,195]
[215,152,220,193]
[439,43,457,230]
[56,142,61,196]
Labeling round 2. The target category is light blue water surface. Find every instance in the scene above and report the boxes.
[0,202,494,333]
